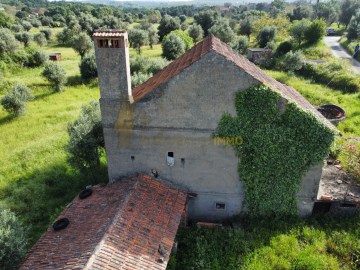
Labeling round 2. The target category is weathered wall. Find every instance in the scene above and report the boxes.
[297,162,324,217]
[98,47,324,219]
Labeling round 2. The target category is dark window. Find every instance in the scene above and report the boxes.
[131,156,135,160]
[181,158,185,164]
[215,202,226,210]
[168,152,174,158]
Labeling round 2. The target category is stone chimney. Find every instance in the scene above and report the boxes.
[92,30,133,127]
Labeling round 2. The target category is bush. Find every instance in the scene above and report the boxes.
[208,19,235,44]
[257,26,277,48]
[71,32,93,59]
[131,72,152,87]
[347,10,360,40]
[283,50,305,72]
[130,56,168,75]
[1,83,33,116]
[80,53,97,80]
[164,30,193,50]
[22,21,32,31]
[162,32,186,60]
[11,24,23,33]
[0,28,19,55]
[42,61,67,92]
[34,32,47,47]
[158,15,181,41]
[276,40,293,56]
[67,101,104,172]
[305,19,326,44]
[0,208,28,270]
[27,49,48,68]
[188,23,204,43]
[15,32,32,47]
[233,35,249,54]
[40,29,52,41]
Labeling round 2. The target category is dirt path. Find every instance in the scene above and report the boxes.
[323,36,360,74]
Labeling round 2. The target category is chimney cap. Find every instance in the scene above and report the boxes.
[92,29,127,38]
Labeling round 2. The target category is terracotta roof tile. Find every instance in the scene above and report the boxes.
[20,175,187,270]
[93,30,126,38]
[131,35,335,130]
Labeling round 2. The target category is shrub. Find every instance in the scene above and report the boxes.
[164,30,193,50]
[80,53,97,80]
[188,23,204,43]
[0,28,19,55]
[233,35,249,54]
[1,83,33,116]
[289,19,311,46]
[11,24,23,32]
[158,15,181,41]
[15,32,32,47]
[27,49,48,68]
[131,72,152,87]
[34,32,47,47]
[305,19,326,44]
[347,10,360,40]
[257,26,277,48]
[67,101,104,172]
[147,58,169,74]
[42,61,67,92]
[128,29,149,54]
[0,208,28,270]
[276,40,293,56]
[130,56,168,75]
[71,32,93,59]
[162,32,186,60]
[283,50,305,72]
[22,21,32,31]
[40,29,52,41]
[208,19,235,44]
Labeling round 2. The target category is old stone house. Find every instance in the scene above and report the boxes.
[19,31,336,270]
[92,30,334,220]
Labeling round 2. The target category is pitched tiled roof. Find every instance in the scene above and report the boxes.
[20,175,187,270]
[132,35,334,130]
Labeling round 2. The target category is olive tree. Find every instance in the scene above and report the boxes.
[162,32,186,60]
[80,53,97,80]
[289,19,311,46]
[34,32,47,47]
[188,23,204,43]
[257,26,277,48]
[0,208,28,270]
[158,15,180,41]
[15,32,32,47]
[208,19,235,44]
[71,32,93,59]
[67,101,104,172]
[0,28,19,55]
[1,84,33,117]
[129,29,149,54]
[42,62,67,92]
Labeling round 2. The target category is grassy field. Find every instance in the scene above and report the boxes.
[1,25,360,266]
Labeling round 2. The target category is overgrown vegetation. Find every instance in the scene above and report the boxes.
[0,208,28,270]
[214,85,335,216]
[168,215,360,270]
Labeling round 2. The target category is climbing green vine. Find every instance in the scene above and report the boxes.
[214,85,335,216]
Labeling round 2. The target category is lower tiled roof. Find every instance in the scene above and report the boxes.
[20,175,187,270]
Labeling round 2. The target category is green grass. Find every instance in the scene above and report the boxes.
[130,44,162,58]
[0,41,108,244]
[266,70,360,181]
[301,40,333,60]
[168,215,360,270]
[340,36,360,60]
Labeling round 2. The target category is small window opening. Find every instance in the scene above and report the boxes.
[167,152,174,166]
[215,202,226,210]
[181,158,185,164]
[131,156,135,160]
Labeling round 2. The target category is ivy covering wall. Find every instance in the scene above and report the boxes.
[214,85,335,216]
